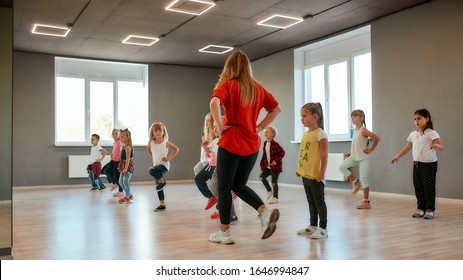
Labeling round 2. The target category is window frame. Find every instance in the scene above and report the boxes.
[54,57,148,147]
[293,25,371,143]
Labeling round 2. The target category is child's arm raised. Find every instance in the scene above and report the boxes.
[391,142,412,163]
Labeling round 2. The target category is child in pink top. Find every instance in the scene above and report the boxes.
[102,129,123,197]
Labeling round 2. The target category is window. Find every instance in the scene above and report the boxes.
[55,58,149,146]
[294,25,372,141]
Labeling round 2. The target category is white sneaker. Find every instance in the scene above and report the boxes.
[268,197,279,204]
[259,208,280,239]
[266,191,273,200]
[310,228,328,239]
[296,225,318,235]
[209,228,235,244]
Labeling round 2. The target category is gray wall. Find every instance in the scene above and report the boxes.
[13,52,220,186]
[248,0,462,199]
[370,0,463,198]
[0,7,12,200]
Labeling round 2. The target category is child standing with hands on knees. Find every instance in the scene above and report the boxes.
[87,134,107,191]
[260,126,285,204]
[117,129,134,203]
[339,110,380,209]
[147,122,179,212]
[391,109,444,219]
[296,102,328,239]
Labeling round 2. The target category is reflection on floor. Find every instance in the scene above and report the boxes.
[10,182,463,260]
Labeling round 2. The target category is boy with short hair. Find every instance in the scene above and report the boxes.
[87,134,107,191]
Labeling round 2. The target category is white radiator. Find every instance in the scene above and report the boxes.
[68,155,111,178]
[325,153,348,181]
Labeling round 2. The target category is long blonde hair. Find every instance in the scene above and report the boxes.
[148,122,168,145]
[215,50,262,107]
[120,129,132,148]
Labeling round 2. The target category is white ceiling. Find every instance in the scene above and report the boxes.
[13,0,431,68]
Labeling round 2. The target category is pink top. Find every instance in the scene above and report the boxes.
[111,141,122,161]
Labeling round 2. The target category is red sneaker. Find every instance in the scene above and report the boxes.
[210,211,220,219]
[205,196,218,210]
[118,197,129,204]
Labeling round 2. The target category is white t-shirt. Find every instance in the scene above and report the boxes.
[351,127,369,161]
[265,141,271,169]
[407,128,440,162]
[89,145,103,164]
[150,138,170,170]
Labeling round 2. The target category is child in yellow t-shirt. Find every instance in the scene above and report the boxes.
[296,102,328,239]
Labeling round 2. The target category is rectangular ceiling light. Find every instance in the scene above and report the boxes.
[31,24,71,37]
[122,35,159,46]
[257,15,303,29]
[199,45,234,54]
[165,0,215,16]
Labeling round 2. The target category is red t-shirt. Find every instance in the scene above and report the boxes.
[211,80,279,156]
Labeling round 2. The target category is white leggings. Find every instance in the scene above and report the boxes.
[339,155,370,188]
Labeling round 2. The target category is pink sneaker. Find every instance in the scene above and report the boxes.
[356,200,371,209]
[109,184,117,191]
[352,179,361,194]
[113,192,124,197]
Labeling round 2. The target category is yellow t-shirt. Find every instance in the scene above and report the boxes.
[297,128,327,180]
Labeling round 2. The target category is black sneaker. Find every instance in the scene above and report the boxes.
[230,215,238,224]
[156,182,167,192]
[154,205,166,212]
[90,187,99,191]
[99,186,106,190]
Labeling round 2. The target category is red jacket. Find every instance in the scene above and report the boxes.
[260,139,285,172]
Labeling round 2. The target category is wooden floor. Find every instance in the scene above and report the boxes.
[7,181,463,260]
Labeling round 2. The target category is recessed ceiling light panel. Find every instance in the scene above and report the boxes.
[165,0,215,16]
[122,35,159,46]
[257,14,303,29]
[31,24,71,37]
[199,45,234,54]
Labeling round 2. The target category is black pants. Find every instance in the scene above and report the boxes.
[195,164,215,198]
[302,177,327,229]
[413,161,438,211]
[149,165,168,201]
[102,160,122,192]
[217,147,264,225]
[260,168,280,198]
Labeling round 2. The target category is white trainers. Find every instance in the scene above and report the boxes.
[266,191,273,200]
[310,228,328,239]
[268,197,279,204]
[296,225,318,235]
[259,208,280,239]
[209,228,235,245]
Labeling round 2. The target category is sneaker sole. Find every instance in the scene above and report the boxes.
[209,239,235,245]
[262,209,280,240]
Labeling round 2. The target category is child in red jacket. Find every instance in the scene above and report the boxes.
[260,126,285,204]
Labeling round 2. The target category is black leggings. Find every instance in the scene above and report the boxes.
[217,147,264,224]
[302,177,327,229]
